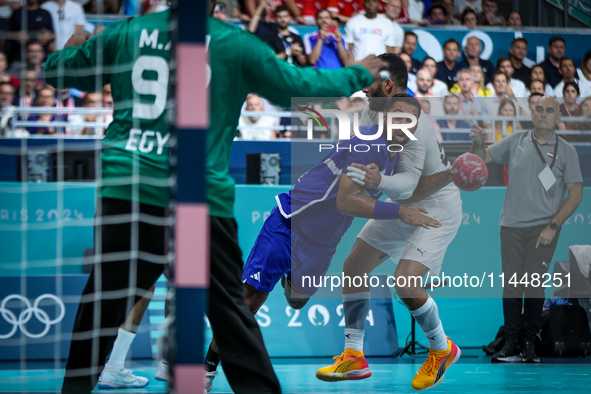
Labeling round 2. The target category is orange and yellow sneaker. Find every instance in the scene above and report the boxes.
[315,348,372,382]
[411,337,461,391]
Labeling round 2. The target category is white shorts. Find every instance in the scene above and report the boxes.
[358,192,462,276]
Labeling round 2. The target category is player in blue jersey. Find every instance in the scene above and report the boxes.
[203,95,445,391]
[243,95,439,307]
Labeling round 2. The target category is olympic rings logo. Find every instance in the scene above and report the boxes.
[0,294,65,339]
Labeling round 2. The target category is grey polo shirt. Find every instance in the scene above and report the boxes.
[488,130,583,228]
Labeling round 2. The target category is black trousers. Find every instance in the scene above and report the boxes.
[208,216,281,394]
[500,224,561,344]
[62,198,166,393]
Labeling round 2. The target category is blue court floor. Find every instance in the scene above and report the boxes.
[1,352,590,393]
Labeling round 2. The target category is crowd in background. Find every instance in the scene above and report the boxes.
[0,0,589,139]
[210,0,591,142]
[0,0,168,136]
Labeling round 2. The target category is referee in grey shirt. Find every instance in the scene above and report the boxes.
[470,96,583,363]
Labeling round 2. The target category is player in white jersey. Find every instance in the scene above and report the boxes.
[316,53,462,391]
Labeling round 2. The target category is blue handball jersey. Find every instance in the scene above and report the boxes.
[275,125,399,246]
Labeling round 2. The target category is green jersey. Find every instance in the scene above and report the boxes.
[45,11,171,208]
[207,17,373,218]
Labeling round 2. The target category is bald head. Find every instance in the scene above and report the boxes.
[532,96,561,132]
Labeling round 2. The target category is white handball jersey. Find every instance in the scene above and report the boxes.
[359,105,459,201]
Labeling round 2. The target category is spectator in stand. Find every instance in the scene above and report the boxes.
[554,57,591,98]
[304,9,347,70]
[576,97,591,140]
[460,7,477,29]
[245,0,304,23]
[68,91,112,136]
[419,99,443,140]
[102,83,113,109]
[19,68,38,110]
[438,95,471,140]
[477,0,504,26]
[489,71,515,114]
[27,85,65,135]
[212,2,229,21]
[385,0,410,24]
[41,0,86,50]
[557,82,580,132]
[0,81,17,135]
[441,0,461,25]
[326,0,363,23]
[426,4,446,24]
[453,0,481,16]
[345,0,398,61]
[400,51,417,92]
[407,0,427,24]
[10,41,44,77]
[420,56,449,96]
[414,68,444,114]
[459,36,495,84]
[494,98,521,141]
[528,79,547,96]
[403,31,420,74]
[264,6,307,67]
[520,92,543,129]
[509,38,529,85]
[529,65,555,96]
[490,56,527,98]
[7,0,54,65]
[436,38,462,90]
[211,0,250,22]
[56,87,83,111]
[295,0,326,23]
[539,36,565,89]
[248,0,277,40]
[451,64,492,96]
[577,50,591,95]
[455,68,491,127]
[0,0,22,33]
[237,94,278,140]
[0,51,19,86]
[506,10,522,27]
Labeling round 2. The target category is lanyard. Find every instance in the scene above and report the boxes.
[457,93,473,115]
[532,130,559,169]
[563,103,578,117]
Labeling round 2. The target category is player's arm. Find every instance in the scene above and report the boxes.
[469,124,494,164]
[336,173,441,229]
[347,140,426,200]
[44,20,119,91]
[397,169,452,204]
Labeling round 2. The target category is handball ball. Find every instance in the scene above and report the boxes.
[451,153,488,192]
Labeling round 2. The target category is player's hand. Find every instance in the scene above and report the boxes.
[319,27,329,39]
[353,55,388,81]
[470,124,486,145]
[536,225,556,248]
[346,163,381,189]
[295,15,306,24]
[399,205,441,229]
[64,31,91,48]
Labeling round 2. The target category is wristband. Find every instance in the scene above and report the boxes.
[373,200,400,220]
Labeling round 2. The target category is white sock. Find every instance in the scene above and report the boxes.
[106,328,136,367]
[344,328,364,352]
[410,298,448,351]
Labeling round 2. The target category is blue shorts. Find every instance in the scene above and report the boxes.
[242,206,337,296]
